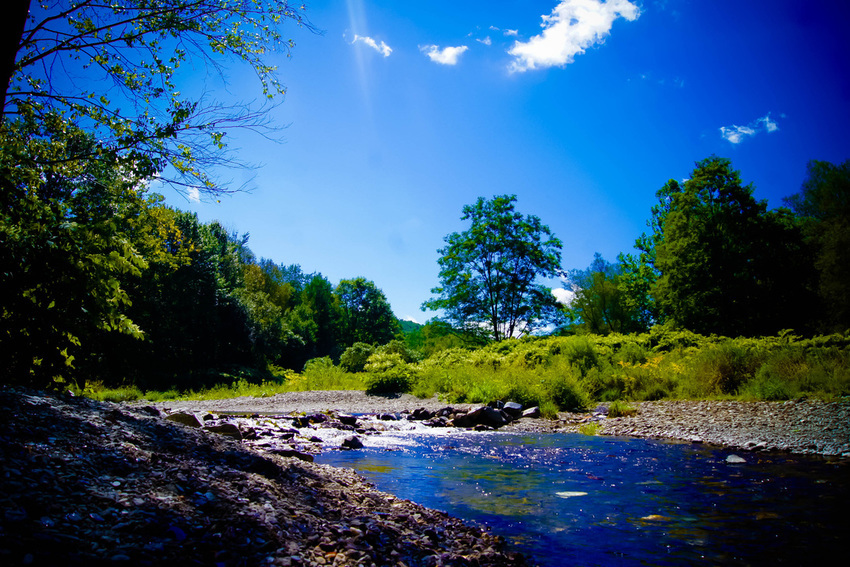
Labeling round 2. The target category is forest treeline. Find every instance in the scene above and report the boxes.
[561,156,850,339]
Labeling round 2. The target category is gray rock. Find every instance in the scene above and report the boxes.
[503,402,524,417]
[521,406,541,419]
[165,412,203,428]
[341,436,364,449]
[337,413,358,426]
[726,454,746,464]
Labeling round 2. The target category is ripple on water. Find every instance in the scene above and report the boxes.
[317,431,850,566]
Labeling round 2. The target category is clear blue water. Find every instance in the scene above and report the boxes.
[316,432,849,566]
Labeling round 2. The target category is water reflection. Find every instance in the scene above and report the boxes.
[317,432,849,566]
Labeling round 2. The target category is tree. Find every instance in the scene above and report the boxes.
[3,0,313,196]
[335,277,400,347]
[564,253,643,335]
[0,114,162,388]
[423,195,563,341]
[784,159,850,331]
[652,156,811,336]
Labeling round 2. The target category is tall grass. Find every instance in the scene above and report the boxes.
[84,328,850,408]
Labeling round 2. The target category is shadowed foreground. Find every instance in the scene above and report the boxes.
[0,388,527,567]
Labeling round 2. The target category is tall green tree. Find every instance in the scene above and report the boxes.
[0,113,168,388]
[652,156,811,336]
[784,159,850,331]
[336,277,399,347]
[3,0,312,196]
[423,195,562,341]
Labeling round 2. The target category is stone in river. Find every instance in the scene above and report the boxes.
[726,454,746,464]
[341,436,364,450]
[337,413,358,426]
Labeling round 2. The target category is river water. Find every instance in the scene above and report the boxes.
[316,430,849,566]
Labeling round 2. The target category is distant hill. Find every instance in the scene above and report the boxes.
[399,319,423,335]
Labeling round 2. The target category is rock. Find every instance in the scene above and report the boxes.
[204,423,242,440]
[726,454,746,464]
[165,412,203,428]
[410,408,434,420]
[337,413,358,426]
[341,436,364,449]
[503,402,524,417]
[521,407,541,419]
[379,413,399,421]
[453,406,511,428]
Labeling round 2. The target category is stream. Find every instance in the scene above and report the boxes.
[316,431,849,566]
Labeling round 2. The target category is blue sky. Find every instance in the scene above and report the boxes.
[160,0,850,323]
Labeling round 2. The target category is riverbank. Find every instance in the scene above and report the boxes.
[0,387,527,566]
[147,390,850,458]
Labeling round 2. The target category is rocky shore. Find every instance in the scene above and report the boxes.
[597,399,850,457]
[0,388,528,567]
[3,388,848,566]
[147,390,850,458]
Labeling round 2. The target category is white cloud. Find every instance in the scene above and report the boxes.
[477,36,493,46]
[352,34,392,57]
[504,29,519,36]
[507,0,640,72]
[720,113,780,144]
[552,287,576,305]
[187,187,201,203]
[420,44,469,65]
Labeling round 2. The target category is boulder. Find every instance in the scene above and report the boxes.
[165,412,203,428]
[521,406,541,419]
[452,406,511,428]
[410,408,434,421]
[341,436,364,450]
[337,413,358,426]
[503,402,524,418]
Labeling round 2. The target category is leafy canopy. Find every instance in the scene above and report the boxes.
[424,195,563,341]
[2,0,312,196]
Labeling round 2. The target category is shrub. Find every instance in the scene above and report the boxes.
[339,342,375,373]
[364,352,416,394]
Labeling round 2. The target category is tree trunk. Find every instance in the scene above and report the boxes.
[1,0,31,119]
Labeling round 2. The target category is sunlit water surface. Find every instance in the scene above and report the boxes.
[316,431,849,566]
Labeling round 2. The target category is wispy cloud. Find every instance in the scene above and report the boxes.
[420,44,469,65]
[187,187,201,203]
[352,34,392,57]
[508,0,640,72]
[720,113,780,144]
[476,36,492,46]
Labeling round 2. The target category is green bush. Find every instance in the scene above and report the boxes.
[339,342,375,373]
[364,352,416,394]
